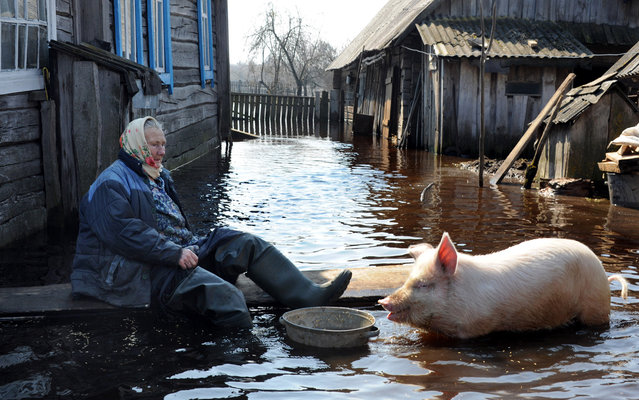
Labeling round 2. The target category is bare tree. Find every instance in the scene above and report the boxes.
[248,3,336,95]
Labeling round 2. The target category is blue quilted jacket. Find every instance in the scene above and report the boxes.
[71,151,184,307]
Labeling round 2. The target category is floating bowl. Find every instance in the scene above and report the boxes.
[280,306,379,348]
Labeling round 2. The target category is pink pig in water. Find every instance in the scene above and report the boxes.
[379,233,629,339]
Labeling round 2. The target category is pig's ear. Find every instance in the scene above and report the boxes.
[408,243,433,260]
[436,232,458,275]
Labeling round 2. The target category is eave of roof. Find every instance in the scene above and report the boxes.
[326,0,441,70]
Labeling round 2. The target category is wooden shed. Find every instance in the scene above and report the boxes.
[328,0,639,158]
[538,40,639,183]
[0,0,232,247]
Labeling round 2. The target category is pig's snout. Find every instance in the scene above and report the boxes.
[378,296,408,322]
[378,296,391,309]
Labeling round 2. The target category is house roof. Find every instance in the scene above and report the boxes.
[552,40,639,123]
[416,17,593,59]
[327,0,639,72]
[326,0,441,70]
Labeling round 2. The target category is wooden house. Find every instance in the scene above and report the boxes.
[0,0,231,247]
[328,0,639,158]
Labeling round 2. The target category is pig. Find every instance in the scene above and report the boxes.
[378,232,629,339]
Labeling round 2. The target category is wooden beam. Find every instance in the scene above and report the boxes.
[490,73,575,186]
[0,265,413,318]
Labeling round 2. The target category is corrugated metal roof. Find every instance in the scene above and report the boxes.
[326,0,442,70]
[552,80,617,123]
[552,40,639,123]
[416,17,593,59]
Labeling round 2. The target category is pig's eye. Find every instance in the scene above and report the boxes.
[414,281,434,290]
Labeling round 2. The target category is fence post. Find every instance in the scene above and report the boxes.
[329,89,342,123]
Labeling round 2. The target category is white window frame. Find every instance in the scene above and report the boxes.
[0,0,57,95]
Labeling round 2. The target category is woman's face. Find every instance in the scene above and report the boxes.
[144,127,166,168]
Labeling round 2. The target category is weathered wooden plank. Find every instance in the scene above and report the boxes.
[457,62,478,155]
[0,93,34,108]
[40,100,62,216]
[508,0,524,17]
[161,104,217,140]
[171,41,201,70]
[0,109,40,145]
[631,1,639,28]
[54,51,79,219]
[0,160,41,186]
[0,208,46,248]
[0,176,43,203]
[97,70,124,176]
[0,265,413,317]
[215,0,231,139]
[0,143,40,167]
[572,0,591,23]
[73,61,102,200]
[56,0,72,15]
[55,14,74,42]
[231,128,259,141]
[522,0,536,19]
[0,191,45,225]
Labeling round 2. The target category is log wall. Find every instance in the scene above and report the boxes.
[0,95,47,247]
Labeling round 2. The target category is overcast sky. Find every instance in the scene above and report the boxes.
[227,0,388,64]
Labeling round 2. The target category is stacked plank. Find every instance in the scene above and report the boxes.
[597,151,639,174]
[598,124,639,174]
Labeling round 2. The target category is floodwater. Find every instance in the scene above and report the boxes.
[2,129,639,399]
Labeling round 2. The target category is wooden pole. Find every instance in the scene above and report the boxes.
[479,1,496,187]
[490,73,575,186]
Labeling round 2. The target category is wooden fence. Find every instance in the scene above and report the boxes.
[231,92,315,135]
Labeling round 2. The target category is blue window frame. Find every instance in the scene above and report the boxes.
[197,0,214,88]
[114,0,173,94]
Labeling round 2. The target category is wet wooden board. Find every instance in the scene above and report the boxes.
[230,128,259,141]
[0,265,412,318]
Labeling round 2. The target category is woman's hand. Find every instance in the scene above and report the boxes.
[179,248,199,270]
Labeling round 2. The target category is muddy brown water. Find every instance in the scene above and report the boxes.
[1,131,638,399]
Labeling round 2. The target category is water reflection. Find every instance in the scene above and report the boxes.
[2,132,639,399]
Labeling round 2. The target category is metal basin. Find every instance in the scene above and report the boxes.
[280,306,379,348]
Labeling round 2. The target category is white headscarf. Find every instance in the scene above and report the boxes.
[119,116,163,179]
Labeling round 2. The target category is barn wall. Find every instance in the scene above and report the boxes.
[434,58,569,158]
[432,0,638,26]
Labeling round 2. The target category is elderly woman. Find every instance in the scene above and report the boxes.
[71,116,352,328]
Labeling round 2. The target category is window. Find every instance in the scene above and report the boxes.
[0,0,56,95]
[115,0,142,64]
[197,0,214,88]
[505,81,542,97]
[114,0,173,94]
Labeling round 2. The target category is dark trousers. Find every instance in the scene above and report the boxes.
[150,227,271,327]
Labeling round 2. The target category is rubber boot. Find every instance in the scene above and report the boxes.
[165,267,253,328]
[245,246,352,309]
